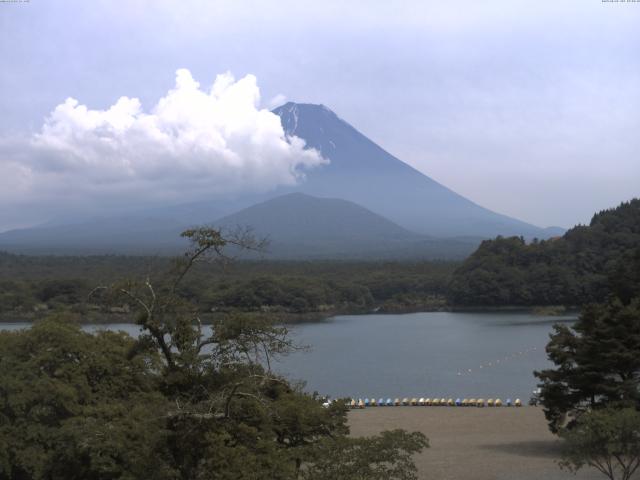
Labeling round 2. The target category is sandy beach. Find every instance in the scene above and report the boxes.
[348,406,603,480]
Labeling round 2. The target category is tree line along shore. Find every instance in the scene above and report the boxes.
[1,199,638,324]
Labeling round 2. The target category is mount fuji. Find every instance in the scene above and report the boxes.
[0,102,563,257]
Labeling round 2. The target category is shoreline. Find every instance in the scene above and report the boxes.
[0,304,579,325]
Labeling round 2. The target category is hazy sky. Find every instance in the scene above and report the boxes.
[1,0,639,230]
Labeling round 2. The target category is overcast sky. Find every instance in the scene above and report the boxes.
[1,0,639,231]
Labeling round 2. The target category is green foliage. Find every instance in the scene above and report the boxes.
[535,298,640,432]
[0,253,456,320]
[0,315,170,480]
[0,229,429,479]
[559,407,640,480]
[449,199,640,306]
[301,429,428,480]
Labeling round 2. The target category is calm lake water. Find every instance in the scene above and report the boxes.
[1,311,574,401]
[277,312,575,401]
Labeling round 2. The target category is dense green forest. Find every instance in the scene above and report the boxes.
[448,199,640,306]
[2,199,638,319]
[0,254,455,322]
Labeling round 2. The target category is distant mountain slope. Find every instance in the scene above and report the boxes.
[0,217,187,255]
[0,193,480,259]
[448,199,640,306]
[273,102,558,238]
[217,192,418,243]
[215,193,478,259]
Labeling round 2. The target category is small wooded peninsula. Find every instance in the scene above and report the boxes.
[448,199,640,307]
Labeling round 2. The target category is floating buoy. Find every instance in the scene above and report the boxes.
[494,399,503,407]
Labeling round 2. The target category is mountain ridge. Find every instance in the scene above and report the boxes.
[0,192,481,259]
[213,192,480,259]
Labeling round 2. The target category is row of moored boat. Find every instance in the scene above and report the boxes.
[347,397,523,408]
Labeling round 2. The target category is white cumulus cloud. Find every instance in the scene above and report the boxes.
[0,69,326,230]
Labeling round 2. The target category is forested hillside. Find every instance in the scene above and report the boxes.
[448,199,640,306]
[0,255,454,321]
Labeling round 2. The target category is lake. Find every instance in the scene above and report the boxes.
[1,311,574,401]
[276,311,575,401]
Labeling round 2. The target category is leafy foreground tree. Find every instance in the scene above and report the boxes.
[0,228,428,480]
[559,407,640,480]
[0,317,176,479]
[535,297,640,433]
[535,295,640,479]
